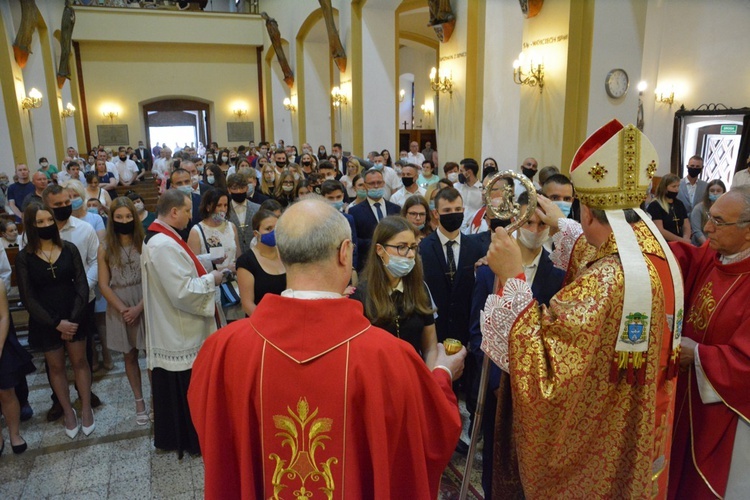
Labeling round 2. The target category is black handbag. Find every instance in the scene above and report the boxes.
[219,280,241,307]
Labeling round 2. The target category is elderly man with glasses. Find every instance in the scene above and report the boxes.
[668,185,750,499]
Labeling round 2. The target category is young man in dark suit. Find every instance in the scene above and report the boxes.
[419,187,485,451]
[349,169,400,270]
[226,173,261,255]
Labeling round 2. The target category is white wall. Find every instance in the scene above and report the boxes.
[481,0,523,170]
[586,0,646,137]
[303,41,332,149]
[361,1,399,154]
[641,0,750,175]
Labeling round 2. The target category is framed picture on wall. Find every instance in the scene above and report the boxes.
[97,125,130,146]
[227,122,254,143]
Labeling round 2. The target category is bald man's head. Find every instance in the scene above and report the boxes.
[276,198,351,267]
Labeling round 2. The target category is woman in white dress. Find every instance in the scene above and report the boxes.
[187,189,241,323]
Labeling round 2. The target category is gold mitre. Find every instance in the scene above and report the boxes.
[569,119,658,210]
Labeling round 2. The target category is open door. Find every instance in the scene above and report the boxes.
[670,105,750,186]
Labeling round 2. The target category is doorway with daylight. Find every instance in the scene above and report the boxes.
[142,98,211,153]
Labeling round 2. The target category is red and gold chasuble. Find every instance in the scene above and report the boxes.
[188,294,461,500]
[668,243,750,499]
[508,222,677,498]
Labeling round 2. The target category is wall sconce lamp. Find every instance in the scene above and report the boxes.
[21,88,43,110]
[282,97,296,112]
[513,53,544,93]
[399,89,405,102]
[331,86,348,107]
[429,67,453,96]
[420,102,434,117]
[102,108,120,123]
[61,102,76,118]
[232,107,248,120]
[655,86,675,105]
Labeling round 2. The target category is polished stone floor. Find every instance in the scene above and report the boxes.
[0,348,484,499]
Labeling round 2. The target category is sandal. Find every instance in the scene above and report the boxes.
[135,398,149,426]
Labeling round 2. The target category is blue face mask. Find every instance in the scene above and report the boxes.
[383,253,415,278]
[87,207,98,214]
[331,200,344,211]
[708,193,721,202]
[416,223,425,230]
[176,185,193,195]
[429,201,436,211]
[554,201,572,218]
[372,163,384,171]
[260,230,276,247]
[71,197,84,210]
[367,188,385,200]
[356,189,367,199]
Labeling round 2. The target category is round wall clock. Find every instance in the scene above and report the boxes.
[605,68,629,99]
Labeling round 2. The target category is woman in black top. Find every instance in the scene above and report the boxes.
[236,209,286,317]
[0,282,35,454]
[647,173,692,244]
[16,204,92,439]
[351,216,437,366]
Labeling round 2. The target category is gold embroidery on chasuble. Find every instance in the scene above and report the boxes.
[509,244,668,497]
[686,282,716,333]
[269,398,338,500]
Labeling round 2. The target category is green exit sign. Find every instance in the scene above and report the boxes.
[721,124,738,134]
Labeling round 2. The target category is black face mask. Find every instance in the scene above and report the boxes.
[687,167,702,178]
[119,156,127,162]
[522,167,536,179]
[402,177,415,188]
[302,161,312,167]
[37,224,58,240]
[489,218,511,231]
[113,220,135,235]
[666,191,679,200]
[458,173,467,184]
[439,212,463,232]
[230,192,247,204]
[483,167,498,179]
[52,205,73,222]
[276,160,287,167]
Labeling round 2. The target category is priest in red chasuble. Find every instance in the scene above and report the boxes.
[188,198,466,500]
[668,185,750,499]
[481,121,683,498]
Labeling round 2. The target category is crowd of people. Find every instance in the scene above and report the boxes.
[0,132,748,499]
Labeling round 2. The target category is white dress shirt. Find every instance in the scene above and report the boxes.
[382,167,402,200]
[390,186,426,207]
[59,216,99,302]
[115,159,140,183]
[406,152,426,165]
[367,197,387,222]
[436,227,461,268]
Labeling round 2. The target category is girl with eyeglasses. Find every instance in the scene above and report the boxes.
[350,216,437,367]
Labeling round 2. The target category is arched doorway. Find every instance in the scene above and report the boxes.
[141,98,211,152]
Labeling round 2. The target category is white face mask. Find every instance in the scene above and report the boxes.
[517,226,549,250]
[134,201,145,212]
[447,172,459,183]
